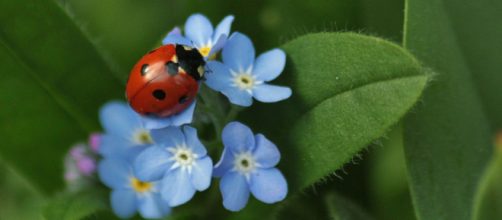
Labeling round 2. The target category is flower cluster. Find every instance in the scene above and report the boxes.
[65,13,291,219]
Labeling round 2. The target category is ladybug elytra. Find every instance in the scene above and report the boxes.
[126,44,205,117]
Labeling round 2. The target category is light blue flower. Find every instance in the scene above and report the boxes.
[134,126,213,207]
[213,121,288,211]
[204,33,292,107]
[99,101,153,160]
[162,13,234,58]
[98,157,171,219]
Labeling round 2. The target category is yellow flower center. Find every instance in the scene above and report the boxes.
[199,46,211,57]
[130,178,152,193]
[133,130,153,145]
[234,74,255,90]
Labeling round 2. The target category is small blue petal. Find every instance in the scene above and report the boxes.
[190,156,213,191]
[167,27,181,36]
[208,34,227,58]
[99,101,142,139]
[252,84,292,103]
[185,14,213,48]
[249,168,288,204]
[222,88,253,107]
[134,146,172,182]
[213,148,235,177]
[253,134,280,168]
[170,101,197,126]
[183,126,207,156]
[162,34,192,46]
[161,168,196,206]
[138,192,171,219]
[222,121,256,153]
[99,135,147,162]
[213,15,234,43]
[140,101,196,129]
[222,32,255,72]
[151,127,186,148]
[252,49,286,82]
[98,158,131,189]
[220,171,250,212]
[205,61,233,92]
[111,189,137,219]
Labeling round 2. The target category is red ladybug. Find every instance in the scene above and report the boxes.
[126,44,205,117]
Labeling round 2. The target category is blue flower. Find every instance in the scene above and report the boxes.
[98,157,171,219]
[163,13,234,58]
[99,101,153,160]
[213,122,288,211]
[204,33,292,107]
[134,126,213,207]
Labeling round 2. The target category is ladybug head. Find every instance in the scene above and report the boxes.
[175,44,206,81]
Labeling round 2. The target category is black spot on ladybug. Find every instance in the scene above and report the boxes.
[141,64,149,76]
[178,95,188,104]
[152,89,166,100]
[165,61,179,76]
[175,44,206,81]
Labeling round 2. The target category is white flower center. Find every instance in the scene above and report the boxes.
[168,145,198,173]
[233,152,257,177]
[132,129,153,145]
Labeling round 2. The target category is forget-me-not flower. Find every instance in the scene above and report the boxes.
[205,32,292,107]
[139,101,197,130]
[98,157,171,219]
[163,13,234,58]
[134,126,213,207]
[99,101,154,160]
[213,121,288,211]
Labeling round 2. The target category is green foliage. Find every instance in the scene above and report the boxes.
[474,148,502,220]
[0,0,124,193]
[402,0,498,219]
[277,33,429,191]
[326,193,373,220]
[43,190,108,220]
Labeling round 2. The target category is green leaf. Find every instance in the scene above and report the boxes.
[402,0,495,219]
[0,0,124,192]
[43,190,107,220]
[326,193,373,220]
[473,148,502,220]
[244,32,428,195]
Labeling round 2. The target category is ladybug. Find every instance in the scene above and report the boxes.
[126,44,205,117]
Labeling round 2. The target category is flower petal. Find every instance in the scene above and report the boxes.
[99,134,146,161]
[185,14,213,47]
[167,27,181,36]
[213,148,235,177]
[222,32,255,72]
[213,15,234,43]
[249,168,288,204]
[151,126,186,148]
[111,189,137,219]
[99,101,142,138]
[253,134,280,168]
[190,156,213,191]
[222,121,256,153]
[208,34,227,58]
[220,171,250,212]
[221,87,253,107]
[138,192,171,219]
[98,158,131,189]
[252,49,286,82]
[161,168,196,206]
[252,84,292,103]
[134,146,172,182]
[205,61,233,92]
[170,100,197,126]
[162,34,192,46]
[183,126,207,156]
